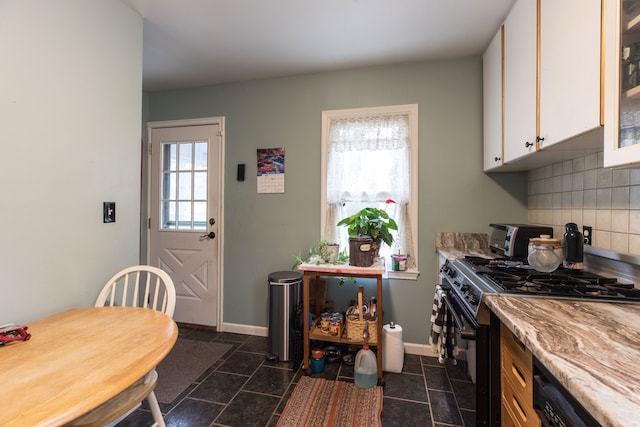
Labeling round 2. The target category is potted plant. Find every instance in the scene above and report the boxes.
[337,200,398,266]
[293,237,347,268]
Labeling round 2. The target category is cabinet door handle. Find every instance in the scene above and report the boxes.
[525,141,534,148]
[494,156,501,162]
[536,136,545,143]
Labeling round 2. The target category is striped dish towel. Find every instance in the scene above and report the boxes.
[429,285,458,364]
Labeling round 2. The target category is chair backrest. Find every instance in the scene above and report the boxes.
[96,265,176,317]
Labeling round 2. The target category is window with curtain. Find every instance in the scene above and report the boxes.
[321,105,418,275]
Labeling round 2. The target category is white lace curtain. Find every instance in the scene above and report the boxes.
[324,114,415,268]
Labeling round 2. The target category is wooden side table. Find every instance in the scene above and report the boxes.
[297,262,385,383]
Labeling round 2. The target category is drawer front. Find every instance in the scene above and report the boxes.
[502,342,534,402]
[501,327,532,368]
[501,396,522,427]
[502,375,541,427]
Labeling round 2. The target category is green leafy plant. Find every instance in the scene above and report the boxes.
[292,238,348,268]
[336,200,398,248]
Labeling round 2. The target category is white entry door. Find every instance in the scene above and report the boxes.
[148,119,223,327]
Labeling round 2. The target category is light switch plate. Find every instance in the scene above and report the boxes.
[103,202,116,223]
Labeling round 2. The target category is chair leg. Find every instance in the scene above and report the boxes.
[147,390,165,427]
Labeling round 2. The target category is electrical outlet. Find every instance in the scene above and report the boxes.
[583,226,592,245]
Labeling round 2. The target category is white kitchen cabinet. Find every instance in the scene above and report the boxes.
[538,0,602,149]
[483,26,504,171]
[503,0,537,164]
[499,0,603,170]
[604,0,640,168]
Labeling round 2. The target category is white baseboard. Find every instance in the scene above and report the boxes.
[221,322,436,357]
[404,342,438,357]
[222,322,269,337]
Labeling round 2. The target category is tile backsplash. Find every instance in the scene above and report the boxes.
[528,152,640,255]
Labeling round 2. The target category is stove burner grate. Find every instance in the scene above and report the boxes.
[462,256,639,302]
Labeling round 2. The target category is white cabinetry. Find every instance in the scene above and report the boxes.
[604,0,640,168]
[503,0,537,164]
[483,27,504,171]
[493,0,603,171]
[539,0,602,149]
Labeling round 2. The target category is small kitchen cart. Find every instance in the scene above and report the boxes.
[296,262,385,384]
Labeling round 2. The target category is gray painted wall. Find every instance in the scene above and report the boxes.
[147,58,528,344]
[0,1,143,324]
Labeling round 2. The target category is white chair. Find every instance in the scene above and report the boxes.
[68,265,176,427]
[96,265,176,316]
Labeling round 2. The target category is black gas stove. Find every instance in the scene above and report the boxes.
[462,255,640,302]
[437,254,636,426]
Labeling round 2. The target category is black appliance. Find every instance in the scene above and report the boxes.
[439,254,637,426]
[439,259,501,426]
[533,357,600,426]
[489,223,554,259]
[462,256,639,302]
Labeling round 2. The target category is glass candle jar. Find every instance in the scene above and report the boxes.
[527,235,562,272]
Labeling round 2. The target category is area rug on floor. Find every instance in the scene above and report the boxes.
[277,376,383,427]
[154,338,232,403]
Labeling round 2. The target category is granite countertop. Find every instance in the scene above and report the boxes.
[435,232,493,260]
[485,295,640,427]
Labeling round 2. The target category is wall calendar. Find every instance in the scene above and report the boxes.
[256,147,285,193]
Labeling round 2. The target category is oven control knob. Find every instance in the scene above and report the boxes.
[469,294,479,305]
[460,284,470,292]
[448,269,456,278]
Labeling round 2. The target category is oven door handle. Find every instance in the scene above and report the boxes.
[442,294,477,340]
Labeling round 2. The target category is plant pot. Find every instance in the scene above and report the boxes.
[325,244,340,263]
[349,236,373,267]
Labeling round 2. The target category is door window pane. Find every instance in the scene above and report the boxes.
[194,172,207,199]
[194,142,207,169]
[178,172,192,199]
[163,144,177,171]
[162,201,176,229]
[194,201,207,230]
[178,201,192,229]
[162,172,176,200]
[160,140,209,230]
[179,143,193,169]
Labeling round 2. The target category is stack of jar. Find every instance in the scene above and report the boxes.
[320,312,344,337]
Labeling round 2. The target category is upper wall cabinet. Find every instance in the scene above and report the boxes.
[604,0,640,168]
[538,0,602,149]
[503,0,537,164]
[490,0,603,171]
[483,27,504,171]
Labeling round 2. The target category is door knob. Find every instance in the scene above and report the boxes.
[200,232,216,239]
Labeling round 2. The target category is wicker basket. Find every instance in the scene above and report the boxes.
[344,286,377,344]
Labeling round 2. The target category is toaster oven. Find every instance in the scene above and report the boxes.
[489,224,554,259]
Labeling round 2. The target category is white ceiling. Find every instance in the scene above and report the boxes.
[122,0,515,92]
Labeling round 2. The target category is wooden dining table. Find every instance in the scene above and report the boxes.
[0,306,178,427]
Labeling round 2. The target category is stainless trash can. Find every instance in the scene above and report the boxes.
[267,271,302,362]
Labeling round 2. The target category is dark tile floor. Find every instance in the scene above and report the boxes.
[119,327,476,427]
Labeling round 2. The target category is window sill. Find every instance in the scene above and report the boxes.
[386,269,420,280]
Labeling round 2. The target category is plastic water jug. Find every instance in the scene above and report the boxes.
[354,345,377,388]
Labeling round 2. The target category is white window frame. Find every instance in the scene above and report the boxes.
[320,104,419,280]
